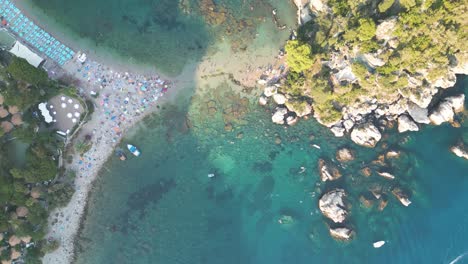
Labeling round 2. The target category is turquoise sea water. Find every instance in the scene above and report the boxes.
[25,1,468,263]
[74,76,467,264]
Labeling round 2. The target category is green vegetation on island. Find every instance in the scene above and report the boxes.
[0,52,78,263]
[283,0,467,125]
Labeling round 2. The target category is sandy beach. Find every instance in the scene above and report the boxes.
[0,1,291,263]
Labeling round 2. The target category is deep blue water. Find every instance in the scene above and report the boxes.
[24,1,468,263]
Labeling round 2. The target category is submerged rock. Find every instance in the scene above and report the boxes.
[318,159,342,182]
[392,188,412,207]
[397,115,419,133]
[377,171,395,180]
[336,148,355,162]
[319,189,348,223]
[378,197,389,211]
[350,123,382,148]
[385,150,400,159]
[329,227,354,241]
[450,142,468,160]
[360,167,372,177]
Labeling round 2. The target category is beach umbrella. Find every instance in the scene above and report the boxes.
[67,113,72,118]
[61,103,67,108]
[74,112,80,117]
[11,113,22,125]
[74,104,79,109]
[61,96,66,101]
[72,118,77,123]
[0,106,9,118]
[8,105,19,114]
[1,121,13,133]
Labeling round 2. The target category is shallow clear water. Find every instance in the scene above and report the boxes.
[25,0,468,263]
[74,76,468,264]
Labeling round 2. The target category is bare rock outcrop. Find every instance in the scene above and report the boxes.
[319,189,348,223]
[329,227,354,241]
[350,123,381,148]
[397,115,419,133]
[318,159,342,182]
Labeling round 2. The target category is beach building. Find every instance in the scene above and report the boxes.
[9,41,44,67]
[38,95,84,135]
[0,0,75,66]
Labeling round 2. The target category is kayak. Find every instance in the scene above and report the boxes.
[127,144,141,157]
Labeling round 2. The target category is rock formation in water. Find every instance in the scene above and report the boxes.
[318,159,342,182]
[318,189,348,223]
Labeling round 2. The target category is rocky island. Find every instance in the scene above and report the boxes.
[261,0,466,147]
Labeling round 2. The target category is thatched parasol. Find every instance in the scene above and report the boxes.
[8,235,21,246]
[16,206,28,217]
[20,236,31,243]
[10,249,20,260]
[8,105,19,114]
[0,106,8,118]
[11,113,23,126]
[30,188,41,199]
[1,121,13,133]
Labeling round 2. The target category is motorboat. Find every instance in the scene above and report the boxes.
[127,144,140,157]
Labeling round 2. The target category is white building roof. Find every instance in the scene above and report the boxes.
[9,41,44,68]
[38,102,53,123]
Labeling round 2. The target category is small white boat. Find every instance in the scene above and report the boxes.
[127,144,141,157]
[312,144,321,149]
[373,240,385,248]
[208,173,215,178]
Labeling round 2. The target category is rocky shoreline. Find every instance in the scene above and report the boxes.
[262,0,467,149]
[255,0,468,243]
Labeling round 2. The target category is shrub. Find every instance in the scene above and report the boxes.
[285,40,314,73]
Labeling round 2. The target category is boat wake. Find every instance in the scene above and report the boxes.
[449,252,468,264]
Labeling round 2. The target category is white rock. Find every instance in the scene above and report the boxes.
[330,126,345,137]
[273,93,287,105]
[376,18,397,41]
[350,123,382,148]
[286,115,298,126]
[450,143,468,160]
[319,189,348,223]
[407,102,430,124]
[329,227,354,241]
[257,79,267,85]
[343,119,355,131]
[429,101,454,125]
[392,188,412,207]
[446,94,465,113]
[397,115,419,133]
[258,96,268,106]
[272,107,287,125]
[377,171,396,180]
[264,86,277,97]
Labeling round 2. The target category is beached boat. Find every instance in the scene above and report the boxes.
[127,144,141,157]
